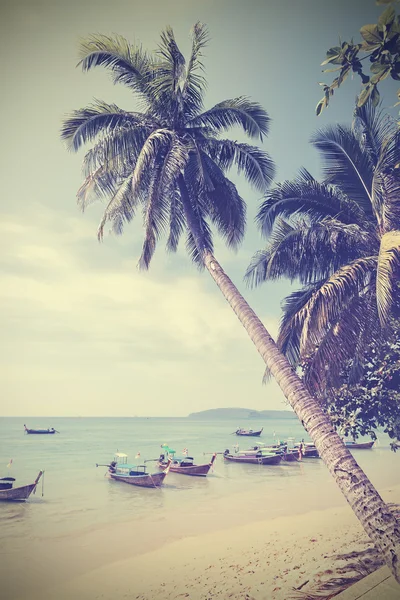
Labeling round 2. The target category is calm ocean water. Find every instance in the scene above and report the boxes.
[1,416,399,598]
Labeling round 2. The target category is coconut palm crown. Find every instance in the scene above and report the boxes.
[61,24,274,268]
[246,102,400,395]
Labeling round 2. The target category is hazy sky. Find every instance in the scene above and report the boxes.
[0,0,396,417]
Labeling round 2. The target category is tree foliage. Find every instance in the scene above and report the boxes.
[324,319,400,448]
[61,24,274,269]
[317,1,400,119]
[246,102,400,399]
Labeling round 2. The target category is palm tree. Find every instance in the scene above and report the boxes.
[61,28,400,581]
[246,103,400,396]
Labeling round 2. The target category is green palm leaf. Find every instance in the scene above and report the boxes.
[149,26,186,114]
[256,177,366,238]
[303,296,368,394]
[61,101,152,151]
[78,34,154,102]
[202,139,274,192]
[188,97,270,140]
[299,257,377,357]
[181,22,209,117]
[246,218,371,288]
[372,131,400,232]
[311,125,374,214]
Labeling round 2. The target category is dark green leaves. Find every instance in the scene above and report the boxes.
[317,2,400,117]
[360,24,383,47]
[321,46,343,66]
[378,5,396,28]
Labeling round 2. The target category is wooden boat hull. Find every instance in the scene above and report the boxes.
[110,471,167,487]
[291,444,320,458]
[345,441,374,450]
[224,453,282,465]
[0,471,42,502]
[235,428,263,437]
[159,454,216,477]
[300,449,320,458]
[280,451,299,462]
[25,430,56,434]
[24,425,56,434]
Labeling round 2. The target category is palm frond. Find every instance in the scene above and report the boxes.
[97,172,142,240]
[77,168,116,211]
[348,293,383,384]
[299,257,377,357]
[181,22,209,118]
[202,138,274,192]
[179,176,213,265]
[278,283,325,368]
[184,147,215,193]
[303,295,370,394]
[352,100,395,168]
[372,130,400,232]
[256,178,366,238]
[310,125,374,214]
[200,152,246,249]
[139,161,170,269]
[78,34,154,103]
[166,189,186,252]
[148,26,186,113]
[245,218,371,288]
[61,101,150,152]
[129,128,176,197]
[81,125,149,179]
[187,97,270,140]
[185,225,213,267]
[376,230,400,325]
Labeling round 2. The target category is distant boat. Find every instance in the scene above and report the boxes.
[96,453,171,488]
[344,440,375,450]
[223,449,282,465]
[24,425,58,435]
[0,471,43,502]
[235,427,263,437]
[158,445,216,477]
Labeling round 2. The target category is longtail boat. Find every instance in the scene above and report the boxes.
[244,443,299,462]
[97,453,171,488]
[24,425,58,435]
[223,449,282,465]
[344,440,375,450]
[158,445,216,477]
[0,471,43,502]
[235,427,263,437]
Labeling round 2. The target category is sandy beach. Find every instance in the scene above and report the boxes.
[19,484,400,600]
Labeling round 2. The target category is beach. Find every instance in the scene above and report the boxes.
[19,484,400,600]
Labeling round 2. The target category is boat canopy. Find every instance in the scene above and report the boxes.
[161,445,176,454]
[114,452,128,464]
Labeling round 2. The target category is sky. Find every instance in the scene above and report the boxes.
[0,0,397,417]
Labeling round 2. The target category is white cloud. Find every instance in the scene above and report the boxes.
[0,207,284,416]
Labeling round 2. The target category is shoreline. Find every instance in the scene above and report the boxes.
[20,484,400,600]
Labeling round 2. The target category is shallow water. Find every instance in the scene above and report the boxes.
[0,417,399,598]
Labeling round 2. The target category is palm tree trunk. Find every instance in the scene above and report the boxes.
[203,249,400,583]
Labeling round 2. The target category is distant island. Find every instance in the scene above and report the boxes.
[187,408,297,420]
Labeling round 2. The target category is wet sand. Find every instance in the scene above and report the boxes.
[20,485,400,600]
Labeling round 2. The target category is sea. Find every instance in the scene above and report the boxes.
[1,416,399,599]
